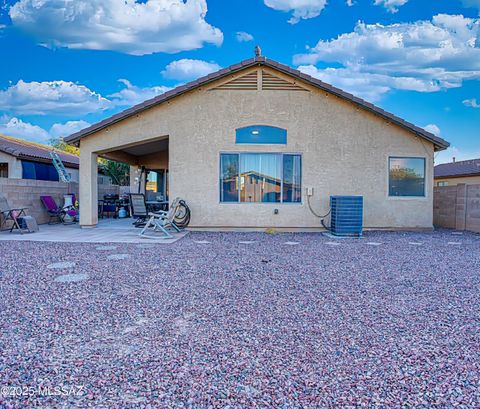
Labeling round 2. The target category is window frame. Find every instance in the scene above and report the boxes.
[388,156,427,198]
[219,152,303,205]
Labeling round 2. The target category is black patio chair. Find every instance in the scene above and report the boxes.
[129,193,148,227]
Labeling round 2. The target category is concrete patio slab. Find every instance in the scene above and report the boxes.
[0,218,188,244]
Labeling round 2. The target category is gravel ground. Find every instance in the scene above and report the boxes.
[0,230,479,408]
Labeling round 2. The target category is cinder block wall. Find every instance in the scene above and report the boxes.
[0,179,125,226]
[434,183,480,233]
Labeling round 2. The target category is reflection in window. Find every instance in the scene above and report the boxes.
[389,157,425,197]
[0,163,8,178]
[220,153,301,203]
[220,154,239,202]
[240,154,282,202]
[283,154,302,203]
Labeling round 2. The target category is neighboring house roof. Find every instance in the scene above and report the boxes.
[0,134,79,168]
[65,56,450,151]
[434,159,480,178]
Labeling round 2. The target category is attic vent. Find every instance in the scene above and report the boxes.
[213,71,258,90]
[262,70,307,91]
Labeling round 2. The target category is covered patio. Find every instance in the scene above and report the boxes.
[79,134,169,228]
[0,217,187,243]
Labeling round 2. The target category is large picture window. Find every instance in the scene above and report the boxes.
[220,153,301,203]
[389,157,425,197]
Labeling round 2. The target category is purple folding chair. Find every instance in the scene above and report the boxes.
[40,196,77,225]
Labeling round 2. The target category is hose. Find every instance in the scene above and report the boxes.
[306,194,331,231]
[173,199,191,228]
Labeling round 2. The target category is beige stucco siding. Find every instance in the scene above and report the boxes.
[79,68,435,229]
[0,151,22,178]
[435,176,480,186]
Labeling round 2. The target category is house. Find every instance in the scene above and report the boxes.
[66,54,449,230]
[0,134,80,182]
[434,158,480,186]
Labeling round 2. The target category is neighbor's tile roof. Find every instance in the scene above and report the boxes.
[434,159,480,178]
[0,134,79,168]
[65,56,450,151]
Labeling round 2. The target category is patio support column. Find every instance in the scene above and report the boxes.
[79,151,98,228]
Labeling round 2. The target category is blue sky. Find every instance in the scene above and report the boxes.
[0,0,479,163]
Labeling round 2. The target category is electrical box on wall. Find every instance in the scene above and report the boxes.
[306,187,314,196]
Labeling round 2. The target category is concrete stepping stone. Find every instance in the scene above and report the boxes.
[325,242,340,246]
[96,245,117,251]
[239,241,255,244]
[409,242,423,246]
[284,241,300,245]
[448,242,461,245]
[451,232,463,235]
[194,240,211,244]
[55,273,88,283]
[47,261,76,269]
[366,242,382,246]
[107,254,131,260]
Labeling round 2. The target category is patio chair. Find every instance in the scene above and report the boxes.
[129,193,149,227]
[0,195,28,233]
[139,198,182,239]
[40,195,77,225]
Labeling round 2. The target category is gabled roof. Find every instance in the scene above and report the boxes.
[0,134,79,168]
[434,159,480,178]
[65,56,450,151]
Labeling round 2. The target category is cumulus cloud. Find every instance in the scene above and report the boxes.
[463,98,480,108]
[423,124,441,136]
[0,80,109,116]
[264,0,327,24]
[0,116,90,143]
[161,59,221,81]
[8,0,223,55]
[294,14,480,101]
[0,117,50,142]
[236,31,254,42]
[374,0,408,13]
[109,79,171,107]
[49,120,91,138]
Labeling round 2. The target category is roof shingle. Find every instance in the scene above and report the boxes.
[434,159,480,178]
[0,135,79,168]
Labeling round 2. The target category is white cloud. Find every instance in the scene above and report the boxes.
[435,146,480,164]
[346,0,354,6]
[423,124,441,136]
[49,120,91,138]
[161,59,221,81]
[236,31,254,42]
[0,80,109,116]
[264,0,327,24]
[0,117,50,142]
[463,98,480,108]
[0,116,90,143]
[9,0,223,55]
[109,79,171,107]
[374,0,408,13]
[294,15,480,101]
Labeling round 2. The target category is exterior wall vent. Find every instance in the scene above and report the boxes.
[212,71,258,90]
[329,196,363,237]
[262,70,307,91]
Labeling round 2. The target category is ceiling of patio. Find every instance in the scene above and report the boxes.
[100,136,168,164]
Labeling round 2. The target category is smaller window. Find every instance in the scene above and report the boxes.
[236,125,287,144]
[389,157,426,197]
[0,163,8,178]
[437,181,448,187]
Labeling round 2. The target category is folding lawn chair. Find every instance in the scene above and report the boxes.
[139,198,182,239]
[0,195,28,233]
[129,193,149,227]
[40,195,77,225]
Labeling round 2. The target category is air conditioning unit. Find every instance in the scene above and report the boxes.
[330,196,363,237]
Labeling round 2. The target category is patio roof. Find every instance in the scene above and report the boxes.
[65,56,450,152]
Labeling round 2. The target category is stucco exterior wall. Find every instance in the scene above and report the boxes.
[435,176,480,186]
[78,67,435,229]
[0,151,22,178]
